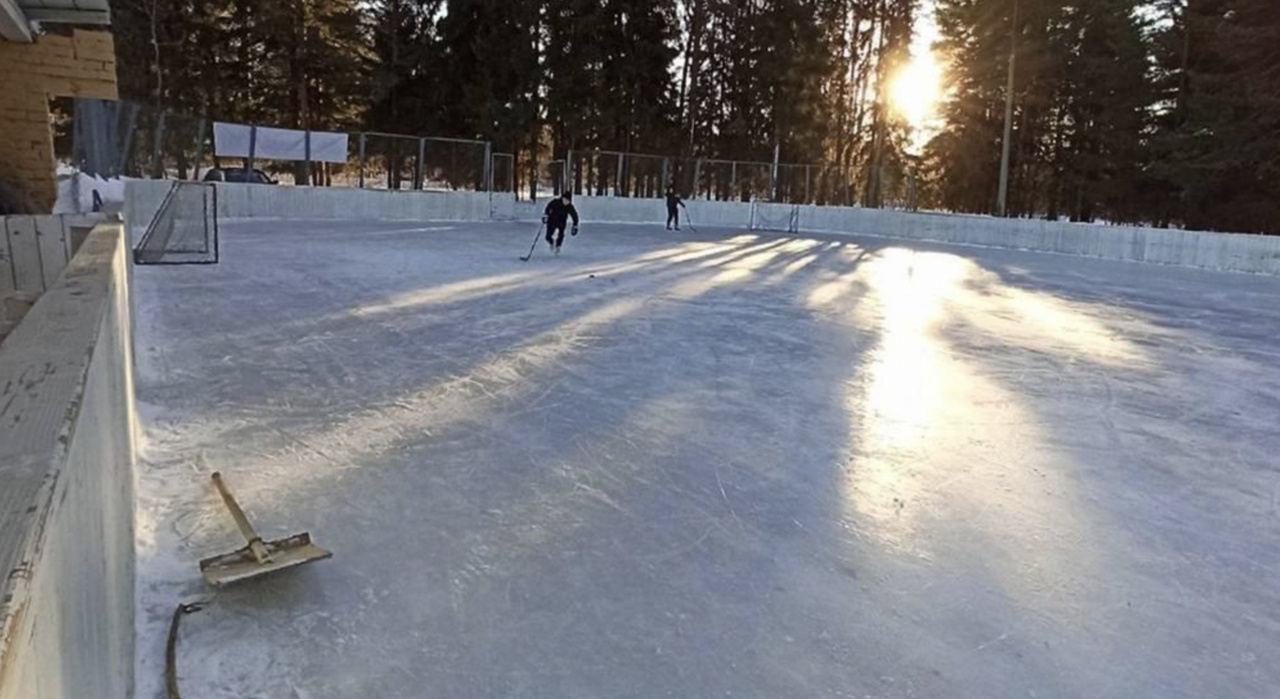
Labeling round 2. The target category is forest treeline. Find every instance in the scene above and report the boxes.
[111,0,1280,232]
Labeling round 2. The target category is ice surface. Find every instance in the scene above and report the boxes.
[133,219,1280,699]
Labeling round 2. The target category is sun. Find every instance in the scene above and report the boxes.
[889,51,944,131]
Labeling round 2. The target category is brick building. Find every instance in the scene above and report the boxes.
[0,0,117,214]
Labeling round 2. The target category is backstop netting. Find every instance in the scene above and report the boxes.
[750,202,800,233]
[134,181,219,265]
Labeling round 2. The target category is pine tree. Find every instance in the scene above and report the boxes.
[437,0,541,194]
[927,0,1153,221]
[368,0,442,134]
[927,0,1023,214]
[1153,0,1280,232]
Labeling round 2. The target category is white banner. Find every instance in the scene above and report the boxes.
[213,123,348,163]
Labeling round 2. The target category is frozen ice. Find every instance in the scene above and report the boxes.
[133,219,1280,699]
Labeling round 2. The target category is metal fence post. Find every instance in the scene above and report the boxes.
[358,132,366,188]
[416,137,425,190]
[303,130,312,186]
[693,158,702,199]
[730,161,737,201]
[804,165,811,204]
[150,110,168,178]
[565,149,574,194]
[246,124,257,174]
[661,158,669,194]
[483,141,492,192]
[191,117,206,181]
[615,151,623,196]
[770,145,780,202]
[116,101,138,178]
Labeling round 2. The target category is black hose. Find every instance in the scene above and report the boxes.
[164,600,206,699]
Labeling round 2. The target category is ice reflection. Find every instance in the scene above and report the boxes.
[842,249,954,545]
[835,247,1107,627]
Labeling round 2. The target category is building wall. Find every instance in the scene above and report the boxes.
[0,30,117,214]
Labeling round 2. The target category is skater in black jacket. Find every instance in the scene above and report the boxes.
[543,192,580,255]
[665,185,685,230]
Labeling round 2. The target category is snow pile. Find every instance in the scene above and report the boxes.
[53,172,131,214]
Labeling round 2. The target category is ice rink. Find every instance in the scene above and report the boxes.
[133,219,1280,699]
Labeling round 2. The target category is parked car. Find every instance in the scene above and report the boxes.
[202,168,276,184]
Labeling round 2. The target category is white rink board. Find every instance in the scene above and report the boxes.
[124,181,1280,274]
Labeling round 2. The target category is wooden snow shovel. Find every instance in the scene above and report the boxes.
[200,472,332,587]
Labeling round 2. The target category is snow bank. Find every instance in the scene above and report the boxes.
[53,172,130,215]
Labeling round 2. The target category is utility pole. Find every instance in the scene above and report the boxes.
[997,0,1019,217]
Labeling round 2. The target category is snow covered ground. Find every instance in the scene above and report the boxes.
[132,219,1280,699]
[52,170,130,214]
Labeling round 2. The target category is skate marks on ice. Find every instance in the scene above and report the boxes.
[132,221,1280,699]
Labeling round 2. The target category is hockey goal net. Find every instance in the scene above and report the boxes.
[750,202,800,233]
[134,182,219,265]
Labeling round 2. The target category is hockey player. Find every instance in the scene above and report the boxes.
[665,185,685,230]
[543,191,580,255]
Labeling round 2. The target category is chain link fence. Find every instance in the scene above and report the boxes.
[421,137,488,191]
[556,150,916,208]
[490,153,515,194]
[516,159,565,201]
[359,132,418,190]
[55,98,493,201]
[51,97,919,212]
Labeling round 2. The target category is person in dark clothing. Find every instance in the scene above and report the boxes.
[665,186,685,230]
[543,192,580,255]
[0,180,24,215]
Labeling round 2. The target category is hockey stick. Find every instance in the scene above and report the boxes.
[519,222,546,262]
[682,204,699,234]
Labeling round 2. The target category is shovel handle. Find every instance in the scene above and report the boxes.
[211,472,270,562]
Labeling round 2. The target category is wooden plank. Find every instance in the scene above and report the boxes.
[35,216,69,288]
[0,217,15,295]
[4,217,44,293]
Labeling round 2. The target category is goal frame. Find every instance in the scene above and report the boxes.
[749,201,800,234]
[133,181,220,265]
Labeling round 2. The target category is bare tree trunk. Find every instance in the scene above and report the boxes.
[148,0,162,108]
[864,0,889,207]
[681,0,706,154]
[832,3,852,199]
[529,28,541,201]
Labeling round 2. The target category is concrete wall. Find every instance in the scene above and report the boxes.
[0,221,138,699]
[0,30,118,213]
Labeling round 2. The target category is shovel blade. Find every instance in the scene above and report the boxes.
[200,532,331,587]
